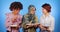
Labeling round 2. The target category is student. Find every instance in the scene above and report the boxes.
[22,5,38,32]
[39,3,55,32]
[5,2,23,32]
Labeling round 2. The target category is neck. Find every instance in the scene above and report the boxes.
[12,12,18,15]
[44,13,49,17]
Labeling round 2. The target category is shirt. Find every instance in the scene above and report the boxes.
[5,12,22,32]
[40,14,55,31]
[22,13,38,32]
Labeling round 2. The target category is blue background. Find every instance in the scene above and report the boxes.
[0,0,60,32]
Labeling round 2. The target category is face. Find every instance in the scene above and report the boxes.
[42,8,48,14]
[13,9,20,14]
[30,7,36,14]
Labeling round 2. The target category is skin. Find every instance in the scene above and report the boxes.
[29,7,36,15]
[12,8,20,15]
[42,8,49,17]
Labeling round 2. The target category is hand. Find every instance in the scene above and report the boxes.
[11,16,17,22]
[33,23,38,28]
[47,28,51,32]
[35,23,40,26]
[39,24,43,28]
[47,28,50,31]
[14,25,19,29]
[26,26,30,28]
[39,24,46,30]
[41,27,46,30]
[26,24,33,28]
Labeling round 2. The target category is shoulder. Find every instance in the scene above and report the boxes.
[40,15,44,19]
[18,14,22,18]
[5,12,12,16]
[34,15,38,19]
[23,14,29,17]
[49,15,55,20]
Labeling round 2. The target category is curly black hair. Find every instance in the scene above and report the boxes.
[9,2,23,11]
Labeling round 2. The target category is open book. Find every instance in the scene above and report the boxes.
[10,25,18,27]
[26,23,40,26]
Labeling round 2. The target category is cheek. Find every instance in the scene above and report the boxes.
[44,10,47,13]
[17,11,19,13]
[15,11,19,13]
[32,11,35,14]
[42,9,44,12]
[44,10,46,13]
[33,11,35,13]
[42,9,46,13]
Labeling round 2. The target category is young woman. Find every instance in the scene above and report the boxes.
[5,2,23,32]
[39,3,55,32]
[22,5,38,32]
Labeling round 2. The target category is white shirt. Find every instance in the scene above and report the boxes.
[40,14,55,31]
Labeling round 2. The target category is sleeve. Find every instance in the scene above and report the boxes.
[22,15,25,23]
[40,16,43,24]
[35,16,38,23]
[39,16,44,28]
[49,17,55,31]
[18,15,22,28]
[19,15,22,24]
[5,13,11,28]
[22,15,27,29]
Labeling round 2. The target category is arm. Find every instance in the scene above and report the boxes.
[48,17,55,31]
[22,15,28,29]
[5,13,11,28]
[17,15,22,28]
[39,17,46,30]
[33,16,38,28]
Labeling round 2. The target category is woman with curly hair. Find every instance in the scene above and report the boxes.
[5,2,23,32]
